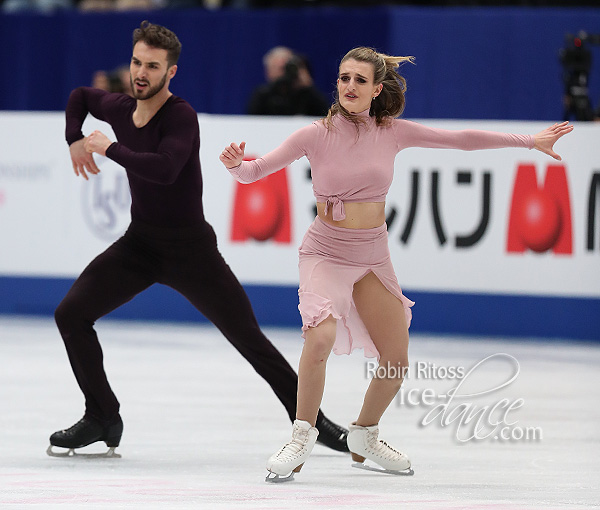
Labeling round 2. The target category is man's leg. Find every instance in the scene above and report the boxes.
[164,230,348,451]
[54,236,155,423]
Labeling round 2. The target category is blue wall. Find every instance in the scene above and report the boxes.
[1,6,599,120]
[1,276,599,341]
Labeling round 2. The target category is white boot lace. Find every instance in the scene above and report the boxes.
[366,427,403,461]
[273,427,309,462]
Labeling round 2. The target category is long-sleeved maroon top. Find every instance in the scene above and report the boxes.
[66,87,205,228]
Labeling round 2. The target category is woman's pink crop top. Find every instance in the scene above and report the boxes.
[227,109,534,221]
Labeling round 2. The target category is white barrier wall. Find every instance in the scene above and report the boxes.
[1,112,598,301]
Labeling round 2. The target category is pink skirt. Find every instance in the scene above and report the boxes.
[298,216,414,359]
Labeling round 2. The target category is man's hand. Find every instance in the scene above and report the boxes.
[69,138,100,180]
[84,130,113,157]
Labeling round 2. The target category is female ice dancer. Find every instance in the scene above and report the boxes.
[220,47,573,481]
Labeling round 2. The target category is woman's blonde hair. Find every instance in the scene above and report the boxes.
[325,47,414,130]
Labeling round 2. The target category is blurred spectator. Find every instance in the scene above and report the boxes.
[92,65,134,96]
[2,0,72,12]
[247,46,330,116]
[78,0,162,10]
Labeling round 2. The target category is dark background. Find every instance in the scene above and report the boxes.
[1,5,599,120]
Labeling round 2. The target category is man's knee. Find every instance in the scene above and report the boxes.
[54,296,80,335]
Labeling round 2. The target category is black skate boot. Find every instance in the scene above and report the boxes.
[47,414,123,458]
[315,414,349,453]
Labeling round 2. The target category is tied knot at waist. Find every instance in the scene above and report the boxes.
[323,196,346,221]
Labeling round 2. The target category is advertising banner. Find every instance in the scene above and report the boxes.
[1,113,598,336]
[196,115,600,299]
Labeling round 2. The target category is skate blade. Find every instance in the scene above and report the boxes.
[265,471,296,483]
[265,461,304,483]
[46,445,121,459]
[352,461,414,476]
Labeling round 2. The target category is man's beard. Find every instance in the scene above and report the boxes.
[131,72,168,100]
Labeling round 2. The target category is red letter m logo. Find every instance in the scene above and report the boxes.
[507,164,572,254]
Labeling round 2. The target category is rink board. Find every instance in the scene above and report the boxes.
[0,113,598,340]
[0,275,598,341]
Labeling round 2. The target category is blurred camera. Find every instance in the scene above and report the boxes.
[283,57,301,83]
[559,31,600,121]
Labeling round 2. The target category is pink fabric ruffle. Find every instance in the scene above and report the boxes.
[299,285,413,360]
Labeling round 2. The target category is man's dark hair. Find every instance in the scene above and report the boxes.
[133,21,182,68]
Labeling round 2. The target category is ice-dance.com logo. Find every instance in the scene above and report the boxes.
[365,353,543,443]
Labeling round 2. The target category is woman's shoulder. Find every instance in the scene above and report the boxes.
[387,117,422,136]
[288,119,323,141]
[389,117,413,128]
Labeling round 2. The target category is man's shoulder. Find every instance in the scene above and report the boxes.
[164,95,198,120]
[168,95,195,112]
[98,90,135,107]
[96,90,136,117]
[161,96,199,134]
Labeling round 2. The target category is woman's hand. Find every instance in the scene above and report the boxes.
[533,121,574,161]
[219,142,246,169]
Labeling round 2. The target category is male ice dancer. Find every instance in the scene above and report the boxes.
[48,21,348,457]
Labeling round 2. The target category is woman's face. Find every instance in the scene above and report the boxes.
[337,58,382,114]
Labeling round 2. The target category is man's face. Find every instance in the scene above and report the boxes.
[130,41,174,100]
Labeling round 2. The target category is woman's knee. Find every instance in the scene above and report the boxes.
[376,356,409,386]
[303,318,336,363]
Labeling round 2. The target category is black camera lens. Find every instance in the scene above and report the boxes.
[284,58,300,82]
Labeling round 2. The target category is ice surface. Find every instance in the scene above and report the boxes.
[1,316,599,509]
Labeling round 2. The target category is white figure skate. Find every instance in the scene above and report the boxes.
[265,419,318,482]
[347,423,414,476]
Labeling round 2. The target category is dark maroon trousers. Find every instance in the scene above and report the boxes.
[55,220,312,425]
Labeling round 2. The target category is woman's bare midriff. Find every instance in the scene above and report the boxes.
[317,201,386,229]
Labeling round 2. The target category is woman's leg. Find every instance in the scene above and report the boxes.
[295,315,337,426]
[352,271,409,427]
[265,314,337,478]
